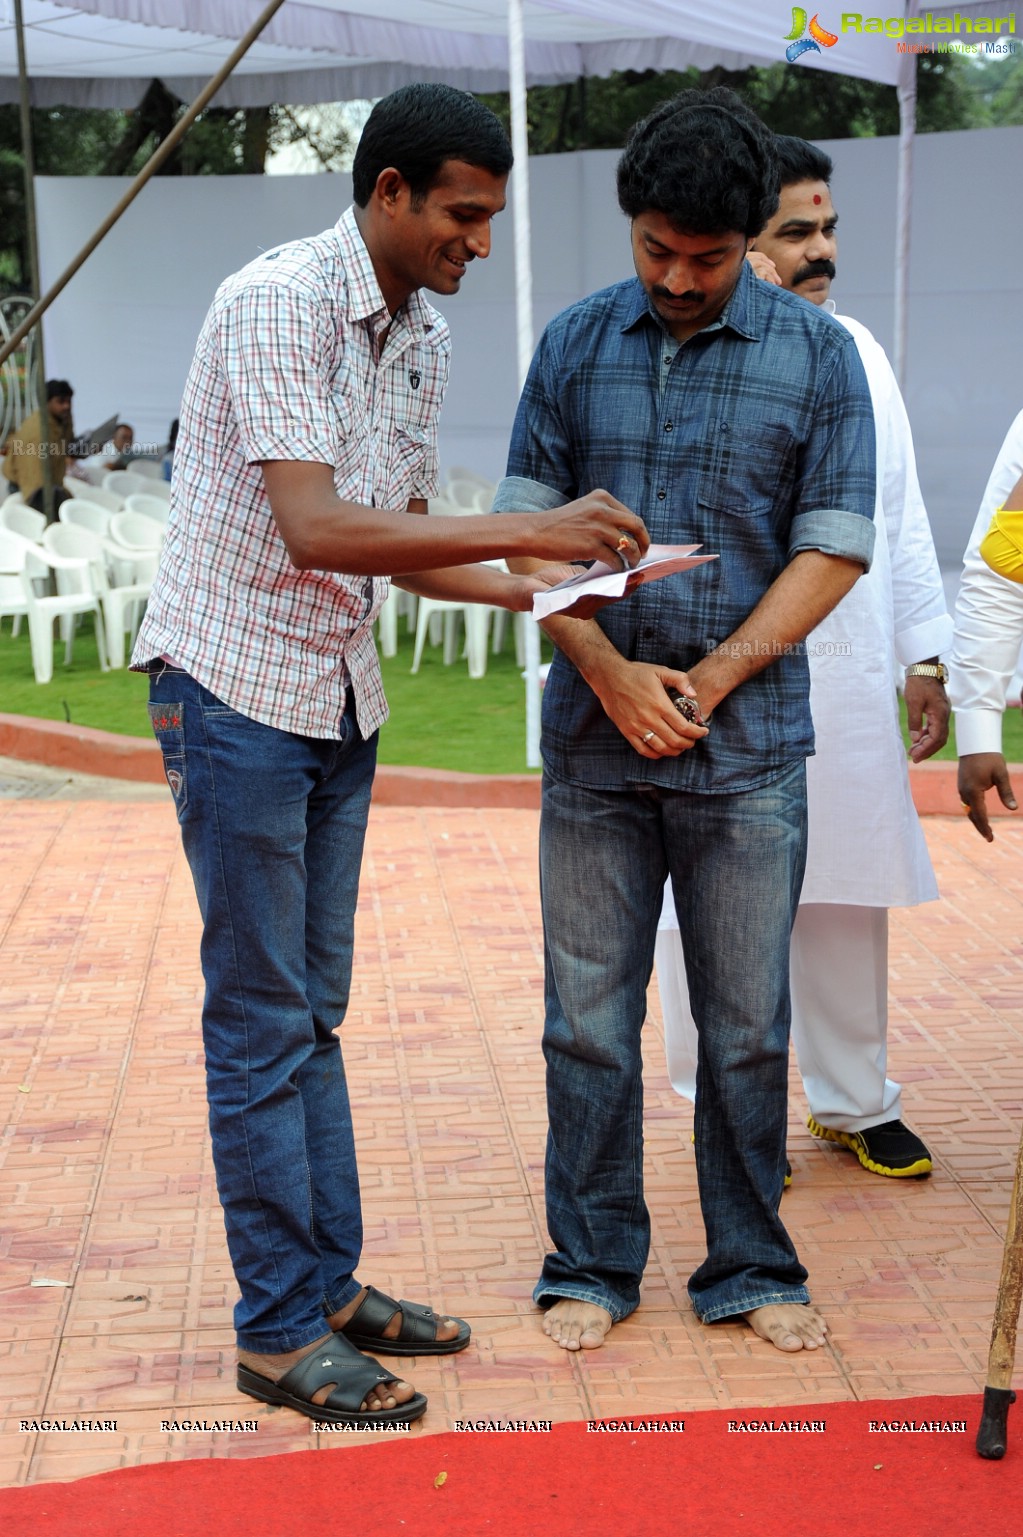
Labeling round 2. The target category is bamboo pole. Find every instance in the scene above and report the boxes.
[0,0,288,370]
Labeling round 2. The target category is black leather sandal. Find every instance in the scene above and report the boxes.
[237,1332,427,1426]
[339,1285,471,1356]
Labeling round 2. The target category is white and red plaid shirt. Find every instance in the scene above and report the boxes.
[133,206,450,739]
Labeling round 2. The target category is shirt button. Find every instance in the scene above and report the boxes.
[664,421,674,432]
[643,627,656,639]
[657,489,666,500]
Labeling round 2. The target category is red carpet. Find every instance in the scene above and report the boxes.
[2,1395,1019,1536]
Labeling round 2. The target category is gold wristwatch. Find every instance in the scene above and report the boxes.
[904,662,948,684]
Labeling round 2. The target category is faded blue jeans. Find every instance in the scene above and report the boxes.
[536,761,810,1324]
[147,664,377,1353]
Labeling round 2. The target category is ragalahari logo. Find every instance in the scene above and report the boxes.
[784,8,839,61]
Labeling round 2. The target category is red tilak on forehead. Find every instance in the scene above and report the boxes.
[813,194,822,204]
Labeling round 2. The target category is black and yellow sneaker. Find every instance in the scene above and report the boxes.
[807,1116,932,1178]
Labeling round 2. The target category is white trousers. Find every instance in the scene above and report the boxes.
[654,902,902,1132]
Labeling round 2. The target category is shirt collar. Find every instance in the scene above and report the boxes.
[335,205,440,342]
[620,257,761,344]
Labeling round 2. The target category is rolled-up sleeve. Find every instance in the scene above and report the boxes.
[789,506,876,567]
[492,474,566,514]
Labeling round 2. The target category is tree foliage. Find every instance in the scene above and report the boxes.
[477,52,990,155]
[0,51,1016,295]
[0,91,347,291]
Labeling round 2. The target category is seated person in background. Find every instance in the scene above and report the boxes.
[3,379,74,519]
[77,422,135,480]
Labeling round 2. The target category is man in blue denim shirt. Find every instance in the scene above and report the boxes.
[494,89,876,1354]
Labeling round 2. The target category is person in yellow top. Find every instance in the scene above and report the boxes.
[980,471,1023,581]
[3,379,74,519]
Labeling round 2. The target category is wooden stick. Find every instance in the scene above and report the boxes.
[977,1117,1023,1458]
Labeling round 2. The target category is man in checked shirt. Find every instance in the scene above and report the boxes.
[495,88,877,1357]
[132,84,647,1429]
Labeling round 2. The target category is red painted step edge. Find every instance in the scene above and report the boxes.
[0,712,1017,816]
[0,713,541,809]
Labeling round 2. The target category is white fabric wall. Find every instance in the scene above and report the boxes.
[36,125,1023,569]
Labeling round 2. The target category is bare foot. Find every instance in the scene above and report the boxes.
[325,1286,462,1348]
[237,1334,417,1413]
[743,1302,828,1352]
[543,1299,614,1351]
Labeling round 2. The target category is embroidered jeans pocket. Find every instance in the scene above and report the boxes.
[147,700,187,813]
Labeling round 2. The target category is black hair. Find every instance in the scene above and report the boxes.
[616,87,779,239]
[773,135,833,189]
[46,378,73,399]
[352,83,512,209]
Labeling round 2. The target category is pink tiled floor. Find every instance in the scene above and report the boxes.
[1,792,1022,1485]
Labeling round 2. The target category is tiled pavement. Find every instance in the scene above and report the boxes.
[2,774,1023,1486]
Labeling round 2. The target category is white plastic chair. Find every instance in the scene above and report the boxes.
[60,498,111,539]
[445,479,489,512]
[131,472,170,500]
[66,480,125,513]
[0,529,30,636]
[103,469,155,499]
[427,494,474,518]
[375,584,417,658]
[125,492,171,526]
[68,460,110,487]
[20,537,109,683]
[108,510,164,585]
[410,597,490,677]
[447,467,497,501]
[59,499,136,583]
[127,459,165,482]
[1,500,46,543]
[43,521,150,669]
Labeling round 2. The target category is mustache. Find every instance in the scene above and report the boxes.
[794,259,836,284]
[652,286,704,303]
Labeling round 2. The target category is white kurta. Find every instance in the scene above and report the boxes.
[949,407,1023,756]
[661,310,951,916]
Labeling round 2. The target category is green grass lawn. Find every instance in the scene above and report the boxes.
[0,616,551,775]
[2,614,1020,772]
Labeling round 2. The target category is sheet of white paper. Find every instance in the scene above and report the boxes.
[532,543,718,620]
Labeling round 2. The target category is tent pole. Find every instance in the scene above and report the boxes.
[12,0,54,519]
[0,0,287,369]
[893,0,919,390]
[508,0,542,769]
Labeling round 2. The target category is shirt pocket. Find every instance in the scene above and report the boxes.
[696,421,792,519]
[384,419,431,507]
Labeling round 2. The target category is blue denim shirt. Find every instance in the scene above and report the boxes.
[493,263,876,793]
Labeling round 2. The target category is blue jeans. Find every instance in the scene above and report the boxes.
[147,664,377,1352]
[536,761,810,1324]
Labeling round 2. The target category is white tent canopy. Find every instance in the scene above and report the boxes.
[0,1,910,107]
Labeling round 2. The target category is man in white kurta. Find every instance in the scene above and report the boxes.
[952,409,1023,841]
[655,137,952,1179]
